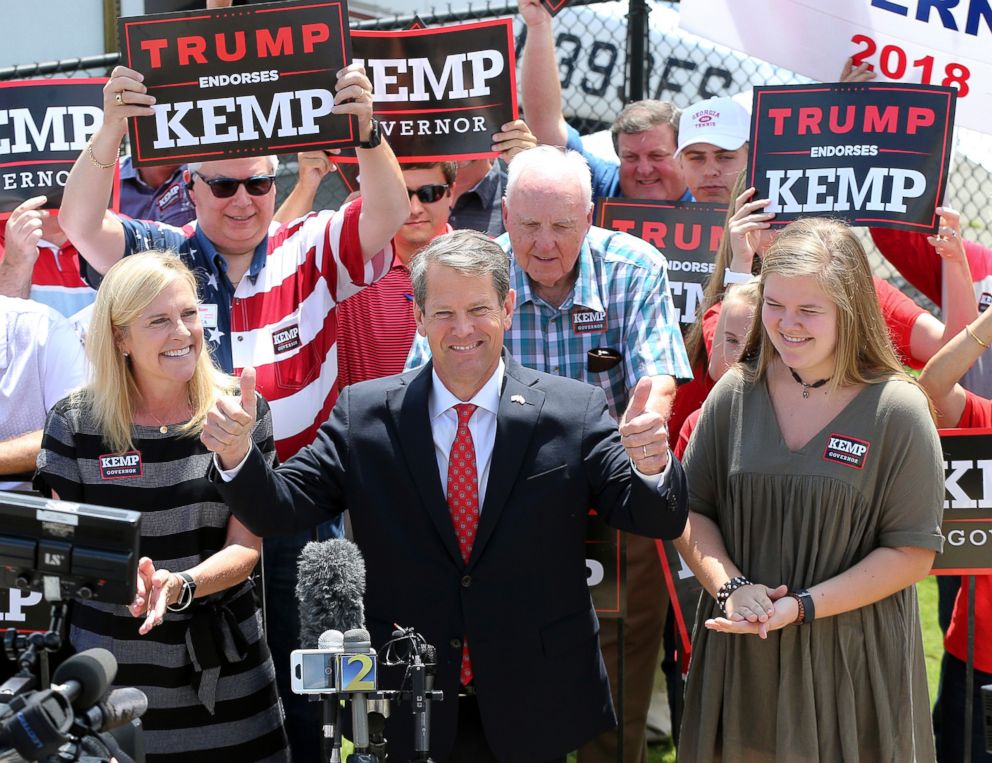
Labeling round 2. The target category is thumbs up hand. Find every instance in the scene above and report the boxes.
[619,376,670,475]
[201,368,258,470]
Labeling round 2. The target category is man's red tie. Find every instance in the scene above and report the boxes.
[447,403,479,686]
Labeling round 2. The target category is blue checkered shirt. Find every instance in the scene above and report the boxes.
[407,225,691,419]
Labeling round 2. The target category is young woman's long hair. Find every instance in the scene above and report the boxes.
[80,251,234,453]
[740,218,915,393]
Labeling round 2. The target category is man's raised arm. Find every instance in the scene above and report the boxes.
[518,0,569,147]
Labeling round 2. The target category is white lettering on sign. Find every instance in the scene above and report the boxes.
[947,528,992,547]
[0,106,102,155]
[355,50,505,102]
[943,458,992,508]
[668,280,705,324]
[151,89,334,149]
[0,590,43,623]
[585,559,604,586]
[766,167,926,214]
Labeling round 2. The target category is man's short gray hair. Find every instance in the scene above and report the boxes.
[411,229,510,310]
[187,155,280,175]
[505,146,593,213]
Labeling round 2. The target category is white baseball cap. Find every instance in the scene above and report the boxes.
[674,96,750,158]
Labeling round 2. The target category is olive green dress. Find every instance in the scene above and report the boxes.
[679,370,944,763]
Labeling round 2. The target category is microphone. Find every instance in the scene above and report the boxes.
[317,630,344,763]
[52,648,118,710]
[343,628,376,762]
[295,539,366,648]
[76,687,148,734]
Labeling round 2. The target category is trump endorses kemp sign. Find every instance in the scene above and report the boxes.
[119,0,355,166]
[748,83,955,234]
[934,428,992,575]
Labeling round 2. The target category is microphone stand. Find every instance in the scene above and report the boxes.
[410,645,436,763]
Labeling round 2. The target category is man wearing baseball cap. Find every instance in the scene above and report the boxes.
[674,96,751,204]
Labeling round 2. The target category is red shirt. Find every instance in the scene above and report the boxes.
[957,390,992,429]
[944,575,992,673]
[336,260,417,390]
[669,303,720,441]
[675,407,702,460]
[872,276,926,369]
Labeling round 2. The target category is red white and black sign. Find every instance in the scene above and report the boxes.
[0,79,118,218]
[99,451,143,480]
[586,508,625,619]
[748,83,955,234]
[340,19,518,163]
[822,433,870,469]
[657,538,703,668]
[596,199,726,327]
[933,428,992,575]
[118,0,355,167]
[540,0,570,17]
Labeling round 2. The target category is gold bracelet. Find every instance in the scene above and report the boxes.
[966,323,990,349]
[86,141,117,170]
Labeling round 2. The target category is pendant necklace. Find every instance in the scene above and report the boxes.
[147,412,170,435]
[788,367,830,399]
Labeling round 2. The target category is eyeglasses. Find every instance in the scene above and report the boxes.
[406,184,449,204]
[194,172,276,198]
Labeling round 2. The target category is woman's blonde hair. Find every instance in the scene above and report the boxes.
[685,169,751,370]
[740,218,911,393]
[80,251,234,453]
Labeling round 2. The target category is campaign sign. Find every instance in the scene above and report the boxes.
[540,0,570,17]
[596,199,726,327]
[586,508,625,619]
[748,83,955,233]
[118,0,355,167]
[342,19,518,162]
[934,428,992,575]
[0,79,118,217]
[656,539,703,666]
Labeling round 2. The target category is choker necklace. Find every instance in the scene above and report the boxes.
[788,367,830,399]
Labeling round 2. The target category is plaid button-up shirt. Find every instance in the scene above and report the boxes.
[408,225,691,419]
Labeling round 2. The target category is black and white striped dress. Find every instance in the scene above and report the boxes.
[36,395,290,763]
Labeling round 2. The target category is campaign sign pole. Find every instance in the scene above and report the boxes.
[118,0,356,167]
[748,83,956,234]
[0,79,118,218]
[595,199,726,327]
[935,428,992,761]
[341,19,518,163]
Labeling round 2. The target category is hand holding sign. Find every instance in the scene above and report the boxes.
[492,119,537,164]
[333,64,375,143]
[201,368,257,470]
[104,66,156,132]
[838,55,877,84]
[728,186,775,275]
[927,206,968,266]
[619,377,670,475]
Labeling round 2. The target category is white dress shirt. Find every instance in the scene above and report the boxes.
[429,360,503,510]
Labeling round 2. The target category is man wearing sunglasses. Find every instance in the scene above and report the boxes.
[336,162,457,389]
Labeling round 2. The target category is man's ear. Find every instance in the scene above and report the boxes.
[413,303,427,337]
[184,170,196,201]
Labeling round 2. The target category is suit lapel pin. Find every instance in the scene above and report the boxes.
[511,394,526,405]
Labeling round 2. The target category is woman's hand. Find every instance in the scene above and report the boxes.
[129,557,180,636]
[728,187,775,276]
[707,592,799,639]
[724,582,787,624]
[927,206,968,265]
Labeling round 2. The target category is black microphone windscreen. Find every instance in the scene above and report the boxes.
[52,648,117,709]
[296,539,366,649]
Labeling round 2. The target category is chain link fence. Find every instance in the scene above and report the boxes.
[4,0,989,313]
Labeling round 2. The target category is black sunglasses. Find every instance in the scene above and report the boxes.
[407,184,449,204]
[194,172,276,198]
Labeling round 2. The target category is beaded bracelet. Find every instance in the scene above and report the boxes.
[716,576,752,616]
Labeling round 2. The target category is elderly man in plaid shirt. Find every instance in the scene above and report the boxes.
[408,145,690,760]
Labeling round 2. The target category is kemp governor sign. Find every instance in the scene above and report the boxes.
[935,428,992,575]
[344,19,518,162]
[119,0,354,166]
[596,199,726,326]
[0,79,118,217]
[748,83,955,233]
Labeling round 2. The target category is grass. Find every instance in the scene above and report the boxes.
[571,577,945,763]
